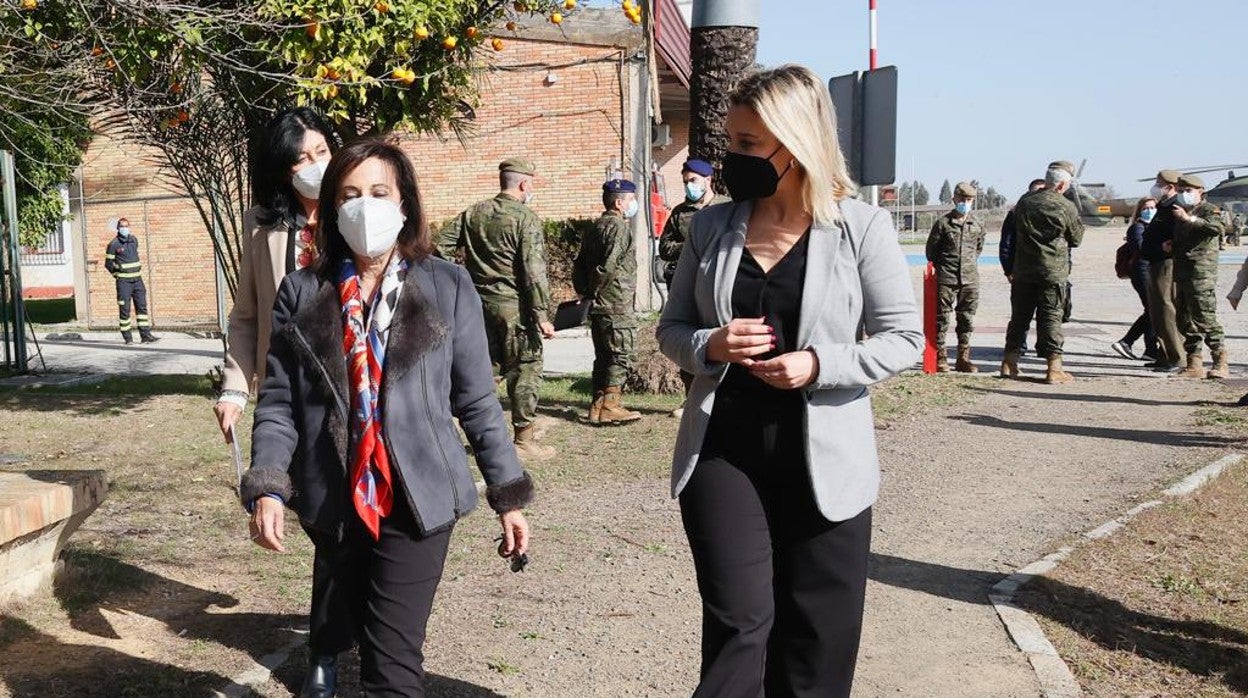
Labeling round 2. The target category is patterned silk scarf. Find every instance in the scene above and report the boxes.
[338,256,407,540]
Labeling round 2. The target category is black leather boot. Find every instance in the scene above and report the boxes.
[300,654,338,698]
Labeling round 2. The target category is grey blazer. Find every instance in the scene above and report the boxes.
[657,198,923,522]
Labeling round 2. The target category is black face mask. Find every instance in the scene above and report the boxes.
[720,145,793,202]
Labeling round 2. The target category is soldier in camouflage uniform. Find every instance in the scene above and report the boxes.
[925,182,985,373]
[1231,214,1245,247]
[437,158,557,459]
[573,179,642,424]
[1170,173,1228,379]
[1001,161,1085,384]
[658,158,729,395]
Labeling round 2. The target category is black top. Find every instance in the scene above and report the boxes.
[719,230,810,399]
[1140,196,1181,262]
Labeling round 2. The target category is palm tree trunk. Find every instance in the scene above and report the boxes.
[689,24,757,184]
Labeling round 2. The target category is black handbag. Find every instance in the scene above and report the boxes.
[552,298,592,331]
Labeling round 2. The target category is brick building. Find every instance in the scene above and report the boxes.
[62,3,696,332]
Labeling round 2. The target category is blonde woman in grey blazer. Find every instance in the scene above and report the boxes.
[657,65,922,697]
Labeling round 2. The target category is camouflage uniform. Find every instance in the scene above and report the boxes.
[437,192,551,429]
[574,210,637,391]
[1005,187,1084,357]
[1173,201,1226,355]
[1229,214,1244,246]
[925,210,985,349]
[658,195,729,283]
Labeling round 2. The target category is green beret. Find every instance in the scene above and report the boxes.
[954,182,976,198]
[1048,160,1076,176]
[1178,173,1205,189]
[1156,169,1182,185]
[499,158,537,176]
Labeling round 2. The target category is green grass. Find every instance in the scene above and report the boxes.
[23,298,76,325]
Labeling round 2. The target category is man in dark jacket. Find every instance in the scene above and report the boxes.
[103,217,158,344]
[1139,169,1187,371]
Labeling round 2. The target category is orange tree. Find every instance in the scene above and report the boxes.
[0,0,623,296]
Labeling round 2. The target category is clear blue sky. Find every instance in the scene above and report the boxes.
[754,0,1244,200]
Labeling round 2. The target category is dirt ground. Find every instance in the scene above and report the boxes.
[0,362,1243,697]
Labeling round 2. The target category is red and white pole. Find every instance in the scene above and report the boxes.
[868,0,878,71]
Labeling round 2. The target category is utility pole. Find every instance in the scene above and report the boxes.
[866,0,879,206]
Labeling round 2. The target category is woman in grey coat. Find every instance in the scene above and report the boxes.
[657,65,922,697]
[243,139,534,696]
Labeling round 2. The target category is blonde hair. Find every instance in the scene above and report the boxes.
[729,64,858,224]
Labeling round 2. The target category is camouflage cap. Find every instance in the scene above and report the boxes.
[1177,173,1205,189]
[499,158,537,176]
[603,178,637,194]
[1156,169,1182,185]
[954,182,977,198]
[1047,160,1076,176]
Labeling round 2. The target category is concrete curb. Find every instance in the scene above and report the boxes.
[989,453,1244,697]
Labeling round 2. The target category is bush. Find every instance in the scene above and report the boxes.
[543,218,596,302]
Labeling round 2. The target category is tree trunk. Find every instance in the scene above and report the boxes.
[689,25,757,190]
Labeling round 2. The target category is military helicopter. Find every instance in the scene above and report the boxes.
[1064,159,1139,225]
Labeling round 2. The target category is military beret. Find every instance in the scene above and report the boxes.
[1047,160,1076,176]
[1156,169,1182,185]
[1178,173,1205,189]
[682,159,714,177]
[954,182,976,198]
[603,178,637,194]
[499,158,536,176]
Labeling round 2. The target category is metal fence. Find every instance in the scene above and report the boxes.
[19,227,68,266]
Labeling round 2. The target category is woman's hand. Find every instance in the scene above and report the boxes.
[214,401,242,443]
[498,510,530,558]
[706,318,774,364]
[249,496,286,552]
[744,349,820,390]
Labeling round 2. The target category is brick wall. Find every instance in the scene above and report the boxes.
[653,110,691,208]
[78,131,221,330]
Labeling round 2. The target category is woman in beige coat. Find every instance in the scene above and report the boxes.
[214,108,338,437]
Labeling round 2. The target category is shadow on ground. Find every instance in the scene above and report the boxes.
[870,553,1248,694]
[948,413,1243,448]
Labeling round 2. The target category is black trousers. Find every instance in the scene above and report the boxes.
[304,494,452,696]
[1121,266,1158,356]
[115,277,153,340]
[681,389,872,698]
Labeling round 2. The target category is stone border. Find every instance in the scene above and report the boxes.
[989,453,1245,698]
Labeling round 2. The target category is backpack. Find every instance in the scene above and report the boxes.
[1114,242,1136,280]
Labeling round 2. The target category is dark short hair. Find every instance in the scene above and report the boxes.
[500,170,530,191]
[253,107,340,230]
[1028,179,1046,192]
[116,218,129,228]
[603,191,628,210]
[313,139,431,280]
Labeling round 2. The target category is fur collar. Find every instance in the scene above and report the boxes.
[278,263,449,464]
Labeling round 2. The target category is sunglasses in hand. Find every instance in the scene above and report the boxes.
[495,537,530,573]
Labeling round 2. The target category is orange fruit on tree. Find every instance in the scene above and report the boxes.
[306,21,319,39]
[564,0,576,10]
[414,26,430,40]
[326,84,339,98]
[491,38,505,51]
[466,26,479,39]
[550,12,562,24]
[391,67,406,81]
[514,2,528,11]
[20,0,37,11]
[505,21,517,31]
[442,35,458,49]
[91,46,103,57]
[170,82,183,94]
[374,1,389,13]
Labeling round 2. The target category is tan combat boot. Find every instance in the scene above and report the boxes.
[999,350,1020,379]
[955,345,979,373]
[1208,349,1230,380]
[597,386,642,424]
[1175,352,1207,379]
[935,350,950,373]
[513,422,556,461]
[587,391,606,423]
[1044,354,1074,384]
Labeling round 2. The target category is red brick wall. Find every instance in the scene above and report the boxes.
[403,39,630,226]
[653,110,691,208]
[78,132,220,330]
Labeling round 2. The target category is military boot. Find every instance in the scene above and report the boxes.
[955,345,978,373]
[1208,349,1230,380]
[513,422,556,461]
[935,350,950,373]
[1175,352,1207,379]
[999,350,1020,379]
[1044,354,1074,384]
[587,391,606,423]
[596,386,641,424]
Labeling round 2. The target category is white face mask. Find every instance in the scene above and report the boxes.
[624,199,639,219]
[1149,184,1169,201]
[291,159,329,200]
[337,197,405,258]
[1177,191,1200,208]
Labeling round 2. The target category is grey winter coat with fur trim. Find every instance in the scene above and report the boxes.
[241,255,534,538]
